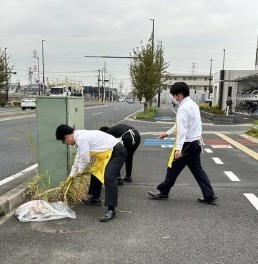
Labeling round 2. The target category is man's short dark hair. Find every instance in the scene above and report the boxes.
[99,126,109,132]
[56,124,74,141]
[170,82,189,97]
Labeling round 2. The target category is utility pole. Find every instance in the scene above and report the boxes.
[42,40,45,94]
[4,48,8,102]
[103,63,106,102]
[222,49,226,70]
[28,67,33,84]
[120,81,123,98]
[219,49,226,109]
[97,69,101,101]
[101,68,104,101]
[111,77,114,102]
[208,59,213,99]
[157,41,162,107]
[109,74,112,102]
[150,19,155,51]
[37,57,40,96]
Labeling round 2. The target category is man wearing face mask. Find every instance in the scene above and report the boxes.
[148,82,217,204]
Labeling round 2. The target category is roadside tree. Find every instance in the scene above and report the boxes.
[129,40,169,113]
[0,47,13,103]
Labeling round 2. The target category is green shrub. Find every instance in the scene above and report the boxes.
[0,102,6,107]
[212,104,220,110]
[246,128,258,139]
[246,120,258,139]
[13,101,21,107]
[199,102,210,110]
[136,106,158,119]
[199,103,225,115]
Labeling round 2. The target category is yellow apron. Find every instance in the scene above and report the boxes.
[89,149,112,183]
[167,118,178,168]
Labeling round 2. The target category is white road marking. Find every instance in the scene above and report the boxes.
[243,193,258,211]
[92,112,103,116]
[211,145,233,148]
[212,157,224,164]
[224,171,241,181]
[204,148,213,153]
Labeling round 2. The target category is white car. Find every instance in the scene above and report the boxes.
[21,98,36,110]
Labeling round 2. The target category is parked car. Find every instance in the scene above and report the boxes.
[126,98,134,104]
[21,98,36,110]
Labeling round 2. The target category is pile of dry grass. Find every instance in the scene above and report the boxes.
[27,172,91,206]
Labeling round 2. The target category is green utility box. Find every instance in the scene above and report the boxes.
[37,97,84,188]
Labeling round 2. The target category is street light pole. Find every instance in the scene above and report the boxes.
[97,69,101,101]
[109,74,112,102]
[219,49,226,109]
[37,57,40,96]
[222,49,226,70]
[208,59,213,98]
[42,40,45,94]
[150,19,155,51]
[157,40,162,107]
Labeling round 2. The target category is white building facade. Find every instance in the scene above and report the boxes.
[163,73,212,103]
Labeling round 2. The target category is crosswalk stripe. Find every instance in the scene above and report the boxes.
[212,157,224,164]
[204,148,213,153]
[244,193,258,211]
[224,171,240,181]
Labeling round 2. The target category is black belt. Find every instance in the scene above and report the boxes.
[185,140,198,144]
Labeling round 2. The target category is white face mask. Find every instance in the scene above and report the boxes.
[170,95,179,105]
[170,94,180,103]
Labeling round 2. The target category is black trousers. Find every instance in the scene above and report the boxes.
[88,143,127,207]
[157,140,215,198]
[123,130,141,178]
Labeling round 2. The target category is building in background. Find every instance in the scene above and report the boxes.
[163,73,212,104]
[213,70,258,113]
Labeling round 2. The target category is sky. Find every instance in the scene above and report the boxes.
[1,0,258,92]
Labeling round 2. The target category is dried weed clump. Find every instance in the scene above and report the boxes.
[27,171,91,206]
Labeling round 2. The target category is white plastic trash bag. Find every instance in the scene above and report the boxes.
[15,200,76,222]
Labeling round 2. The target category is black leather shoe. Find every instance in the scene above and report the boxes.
[148,191,168,199]
[100,210,116,222]
[82,197,101,206]
[123,177,132,182]
[198,195,217,204]
[117,177,123,186]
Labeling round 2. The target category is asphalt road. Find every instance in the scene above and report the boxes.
[0,103,143,181]
[0,103,258,263]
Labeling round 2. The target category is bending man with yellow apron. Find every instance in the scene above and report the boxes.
[56,124,127,222]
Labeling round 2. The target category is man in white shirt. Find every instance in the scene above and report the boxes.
[148,82,217,203]
[56,124,127,222]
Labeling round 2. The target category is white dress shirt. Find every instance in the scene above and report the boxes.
[166,96,202,151]
[70,130,119,176]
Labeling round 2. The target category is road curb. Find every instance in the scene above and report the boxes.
[0,111,36,121]
[0,182,29,217]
